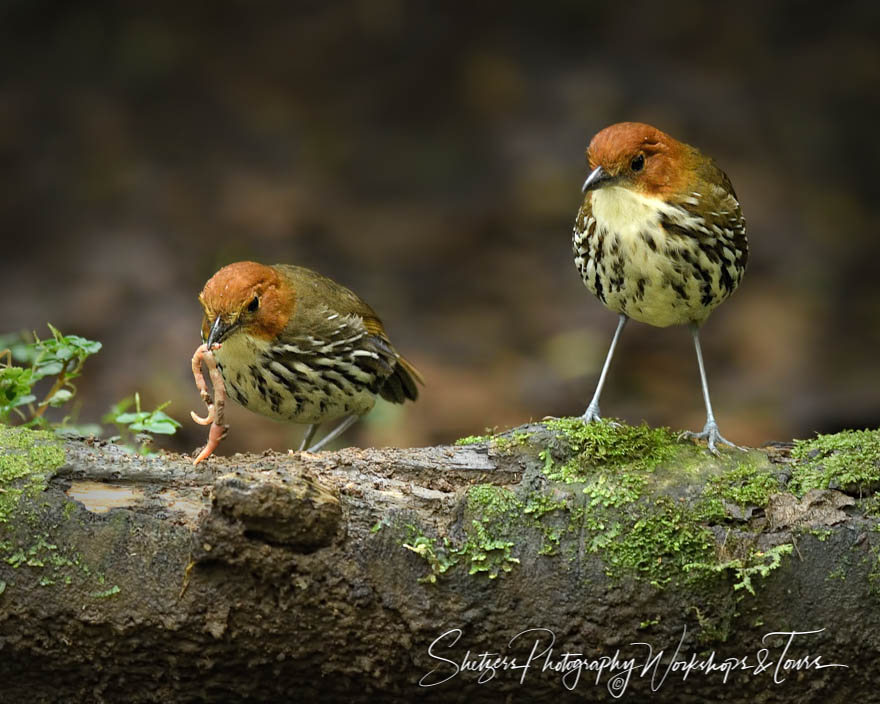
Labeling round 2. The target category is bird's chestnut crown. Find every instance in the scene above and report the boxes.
[198,261,295,345]
[583,122,690,197]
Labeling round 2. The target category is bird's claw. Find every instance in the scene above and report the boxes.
[579,404,621,428]
[679,421,744,456]
[580,402,601,423]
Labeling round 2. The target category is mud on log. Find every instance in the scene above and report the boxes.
[0,421,878,703]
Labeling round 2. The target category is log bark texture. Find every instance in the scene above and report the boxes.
[0,423,878,703]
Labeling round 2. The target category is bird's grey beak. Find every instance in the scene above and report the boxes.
[581,165,614,193]
[205,315,235,348]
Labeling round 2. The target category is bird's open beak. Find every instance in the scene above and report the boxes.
[205,315,236,348]
[581,165,615,193]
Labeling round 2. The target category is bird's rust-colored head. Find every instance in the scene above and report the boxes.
[582,122,693,198]
[198,261,295,346]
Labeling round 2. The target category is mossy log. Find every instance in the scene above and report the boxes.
[1,421,879,703]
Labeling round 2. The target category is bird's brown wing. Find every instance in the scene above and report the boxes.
[361,315,422,403]
[277,265,423,403]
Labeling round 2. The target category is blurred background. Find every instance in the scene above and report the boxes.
[2,0,879,455]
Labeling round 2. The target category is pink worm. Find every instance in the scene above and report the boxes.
[190,343,229,465]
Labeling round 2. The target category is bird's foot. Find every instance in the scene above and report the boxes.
[541,405,619,427]
[679,420,744,456]
[579,403,620,427]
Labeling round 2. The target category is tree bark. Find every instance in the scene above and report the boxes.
[0,423,877,703]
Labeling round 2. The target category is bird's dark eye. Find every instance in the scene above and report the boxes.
[630,154,645,172]
[247,296,259,313]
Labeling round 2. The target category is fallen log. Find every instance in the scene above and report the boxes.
[0,421,877,703]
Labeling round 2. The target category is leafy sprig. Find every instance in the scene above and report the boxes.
[1,325,181,453]
[0,325,101,425]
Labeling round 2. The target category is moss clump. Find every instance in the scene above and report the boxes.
[491,431,532,452]
[0,427,103,590]
[409,419,793,600]
[466,484,520,517]
[590,496,717,587]
[862,494,880,518]
[536,419,791,591]
[789,428,880,495]
[540,419,680,515]
[704,462,780,509]
[454,434,490,446]
[458,518,520,578]
[0,426,65,523]
[402,484,571,582]
[539,419,709,586]
[685,544,794,596]
[457,485,521,578]
[402,526,457,583]
[454,430,532,451]
[543,418,678,481]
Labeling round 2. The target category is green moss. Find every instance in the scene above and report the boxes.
[827,566,846,581]
[536,419,717,585]
[704,462,780,509]
[0,426,108,593]
[459,485,522,578]
[408,419,795,605]
[685,544,794,596]
[534,419,794,593]
[491,431,533,453]
[0,426,65,523]
[454,434,490,446]
[455,430,533,451]
[542,418,678,483]
[466,484,520,517]
[862,494,880,518]
[789,428,880,495]
[403,484,571,581]
[808,528,833,542]
[90,584,121,598]
[597,496,717,587]
[458,519,520,578]
[402,526,457,583]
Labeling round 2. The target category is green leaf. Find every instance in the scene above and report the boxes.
[108,396,182,440]
[47,389,74,407]
[142,419,180,435]
[114,411,148,425]
[70,338,102,356]
[30,361,64,381]
[0,367,37,416]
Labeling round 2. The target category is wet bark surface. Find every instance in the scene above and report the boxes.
[1,425,877,703]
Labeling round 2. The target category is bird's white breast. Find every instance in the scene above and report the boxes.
[590,186,680,236]
[580,186,722,327]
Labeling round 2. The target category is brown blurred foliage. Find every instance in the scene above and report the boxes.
[2,0,880,454]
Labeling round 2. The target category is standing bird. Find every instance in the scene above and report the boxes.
[572,122,748,453]
[197,261,422,452]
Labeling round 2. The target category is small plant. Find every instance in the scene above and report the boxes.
[0,325,101,426]
[104,393,181,455]
[1,325,181,453]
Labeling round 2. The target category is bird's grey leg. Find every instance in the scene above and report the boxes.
[307,415,359,452]
[298,424,318,452]
[581,314,628,423]
[680,324,744,454]
[581,313,629,423]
